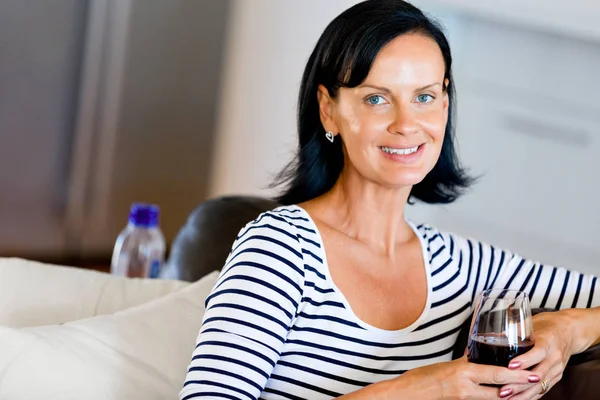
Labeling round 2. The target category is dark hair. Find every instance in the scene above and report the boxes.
[273,0,473,205]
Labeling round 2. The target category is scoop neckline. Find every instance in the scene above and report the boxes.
[289,204,433,337]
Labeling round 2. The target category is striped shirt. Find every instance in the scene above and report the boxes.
[180,205,599,400]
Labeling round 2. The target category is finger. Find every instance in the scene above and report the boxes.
[472,364,541,386]
[499,382,536,398]
[500,361,553,398]
[503,365,548,398]
[509,342,549,370]
[526,359,556,387]
[507,369,561,400]
[506,382,545,400]
[503,357,553,394]
[473,385,516,400]
[507,376,557,400]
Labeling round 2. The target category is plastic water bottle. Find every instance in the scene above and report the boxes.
[111,203,166,278]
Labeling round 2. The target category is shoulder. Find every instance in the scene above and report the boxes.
[221,205,308,289]
[411,221,514,260]
[411,221,461,245]
[232,205,315,260]
[238,205,314,239]
[410,221,485,254]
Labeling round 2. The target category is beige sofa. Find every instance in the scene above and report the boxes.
[0,257,219,400]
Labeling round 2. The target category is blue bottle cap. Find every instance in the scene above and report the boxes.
[128,203,160,228]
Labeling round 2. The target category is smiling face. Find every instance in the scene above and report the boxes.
[318,33,450,189]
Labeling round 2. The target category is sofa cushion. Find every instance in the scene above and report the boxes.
[0,257,189,327]
[0,270,219,400]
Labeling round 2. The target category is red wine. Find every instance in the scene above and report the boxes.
[467,334,534,367]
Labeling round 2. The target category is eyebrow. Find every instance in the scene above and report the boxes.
[358,82,442,92]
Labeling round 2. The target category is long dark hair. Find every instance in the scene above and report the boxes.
[273,0,473,205]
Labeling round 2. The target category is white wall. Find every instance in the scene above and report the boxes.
[417,0,600,43]
[209,0,360,198]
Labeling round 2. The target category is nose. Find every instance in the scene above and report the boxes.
[388,102,419,136]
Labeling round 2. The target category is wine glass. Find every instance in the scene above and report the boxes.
[467,289,534,367]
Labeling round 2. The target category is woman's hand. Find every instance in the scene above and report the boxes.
[499,308,600,399]
[396,356,541,400]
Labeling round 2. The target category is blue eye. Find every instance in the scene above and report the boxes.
[367,95,386,105]
[416,94,433,103]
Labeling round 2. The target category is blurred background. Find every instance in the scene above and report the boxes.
[1,0,598,274]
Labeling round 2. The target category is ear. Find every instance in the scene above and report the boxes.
[317,84,339,135]
[442,78,450,121]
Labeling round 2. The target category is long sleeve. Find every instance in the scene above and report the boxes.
[463,237,599,310]
[180,213,305,400]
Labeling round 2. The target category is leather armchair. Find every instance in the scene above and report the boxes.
[160,195,279,282]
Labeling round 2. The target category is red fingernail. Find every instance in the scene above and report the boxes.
[528,375,541,383]
[500,388,513,398]
[508,361,521,369]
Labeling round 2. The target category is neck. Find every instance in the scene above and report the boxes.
[316,167,415,258]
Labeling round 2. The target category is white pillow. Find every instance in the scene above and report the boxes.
[0,270,219,400]
[0,257,189,327]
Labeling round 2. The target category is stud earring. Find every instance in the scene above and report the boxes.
[325,131,334,143]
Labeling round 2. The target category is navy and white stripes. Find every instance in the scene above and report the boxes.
[180,205,599,400]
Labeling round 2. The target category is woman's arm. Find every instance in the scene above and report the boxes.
[460,237,600,399]
[561,306,600,352]
[337,357,541,400]
[180,213,305,400]
[451,233,600,354]
[460,236,600,311]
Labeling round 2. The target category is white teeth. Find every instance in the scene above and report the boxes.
[381,146,419,155]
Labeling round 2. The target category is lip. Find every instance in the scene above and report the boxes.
[380,144,422,150]
[379,144,425,164]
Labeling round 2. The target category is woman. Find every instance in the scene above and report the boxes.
[181,1,600,399]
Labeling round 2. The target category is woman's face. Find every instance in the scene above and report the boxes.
[319,33,449,189]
